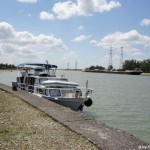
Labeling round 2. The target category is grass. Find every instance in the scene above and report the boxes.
[0,89,99,150]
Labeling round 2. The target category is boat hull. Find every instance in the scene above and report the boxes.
[43,96,84,111]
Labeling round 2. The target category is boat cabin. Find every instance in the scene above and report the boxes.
[17,63,67,92]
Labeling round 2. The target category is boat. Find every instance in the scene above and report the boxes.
[84,68,143,75]
[13,63,93,111]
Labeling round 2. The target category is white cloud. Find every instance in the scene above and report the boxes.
[76,0,94,16]
[78,25,84,30]
[91,30,150,56]
[90,40,98,44]
[0,22,78,65]
[40,11,54,20]
[72,34,92,42]
[77,0,121,16]
[52,1,77,20]
[17,0,37,3]
[0,22,66,49]
[140,19,150,26]
[40,0,121,20]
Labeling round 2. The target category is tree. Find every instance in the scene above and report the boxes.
[123,60,138,70]
[89,66,95,70]
[123,59,150,72]
[108,65,113,70]
[0,63,16,70]
[86,65,105,71]
[140,59,150,72]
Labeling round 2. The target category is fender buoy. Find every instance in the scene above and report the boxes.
[84,98,93,107]
[12,81,17,91]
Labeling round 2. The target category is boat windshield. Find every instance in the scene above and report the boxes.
[61,90,82,98]
[49,89,61,97]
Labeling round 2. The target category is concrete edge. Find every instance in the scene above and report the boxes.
[0,83,149,150]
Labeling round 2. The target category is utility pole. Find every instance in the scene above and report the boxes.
[67,62,69,69]
[75,61,77,70]
[108,46,113,70]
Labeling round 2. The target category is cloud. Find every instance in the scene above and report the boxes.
[77,0,121,16]
[78,25,84,30]
[52,1,77,20]
[0,22,15,39]
[0,22,78,65]
[40,0,121,20]
[91,30,150,56]
[17,0,37,3]
[90,40,98,44]
[0,22,66,49]
[39,11,54,20]
[140,19,150,26]
[72,34,92,42]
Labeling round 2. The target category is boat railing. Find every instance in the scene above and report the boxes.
[17,82,92,99]
[33,86,92,99]
[17,82,34,93]
[17,83,25,90]
[78,87,93,98]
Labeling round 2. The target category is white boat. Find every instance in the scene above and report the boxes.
[13,63,93,111]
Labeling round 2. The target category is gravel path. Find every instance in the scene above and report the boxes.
[0,90,99,150]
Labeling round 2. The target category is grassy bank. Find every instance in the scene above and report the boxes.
[0,90,99,150]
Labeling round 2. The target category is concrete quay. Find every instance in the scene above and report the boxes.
[0,83,149,150]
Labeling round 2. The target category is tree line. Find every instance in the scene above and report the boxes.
[86,59,150,73]
[87,65,105,71]
[0,63,16,70]
[123,59,150,72]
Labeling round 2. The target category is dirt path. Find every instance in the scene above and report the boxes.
[0,90,99,150]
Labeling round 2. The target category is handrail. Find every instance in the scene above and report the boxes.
[17,80,92,99]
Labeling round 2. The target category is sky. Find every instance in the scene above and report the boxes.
[0,0,150,69]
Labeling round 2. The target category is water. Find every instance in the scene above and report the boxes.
[0,70,150,143]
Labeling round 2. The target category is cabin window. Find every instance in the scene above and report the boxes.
[35,79,39,84]
[28,77,35,85]
[39,88,43,94]
[35,68,44,72]
[49,89,61,97]
[45,89,49,96]
[62,90,75,98]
